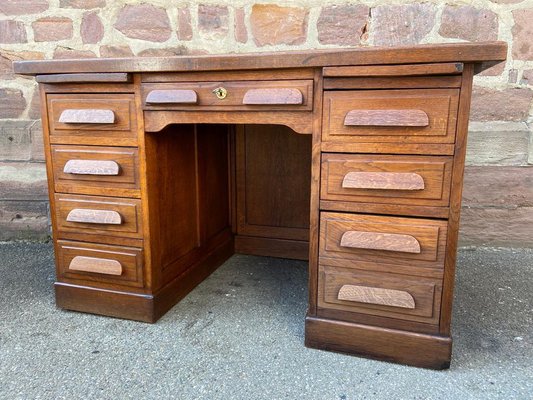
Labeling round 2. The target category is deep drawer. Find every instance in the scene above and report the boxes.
[321,154,453,207]
[55,194,143,239]
[141,80,313,111]
[318,265,442,325]
[51,145,140,197]
[56,240,144,288]
[319,212,448,270]
[322,89,459,145]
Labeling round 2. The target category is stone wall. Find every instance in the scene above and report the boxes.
[1,0,532,246]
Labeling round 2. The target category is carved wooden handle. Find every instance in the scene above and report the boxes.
[338,285,415,309]
[344,109,429,127]
[342,172,425,190]
[242,88,303,105]
[63,160,120,176]
[59,109,115,124]
[69,256,123,276]
[146,89,198,104]
[66,209,122,225]
[340,230,421,254]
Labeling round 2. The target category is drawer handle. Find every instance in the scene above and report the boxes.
[63,160,120,176]
[342,172,425,190]
[242,88,303,105]
[146,89,198,104]
[66,209,122,225]
[340,230,421,254]
[338,285,415,309]
[344,109,429,127]
[59,109,115,124]
[69,256,123,276]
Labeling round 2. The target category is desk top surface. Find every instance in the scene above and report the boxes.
[14,42,507,76]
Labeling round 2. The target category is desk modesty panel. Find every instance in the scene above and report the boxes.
[14,42,507,369]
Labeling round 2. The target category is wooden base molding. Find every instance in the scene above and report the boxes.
[305,316,452,369]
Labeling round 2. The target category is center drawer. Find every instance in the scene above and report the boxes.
[141,80,313,111]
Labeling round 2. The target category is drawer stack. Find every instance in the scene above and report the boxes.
[44,92,145,292]
[316,86,460,335]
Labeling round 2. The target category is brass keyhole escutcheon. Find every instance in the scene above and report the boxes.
[212,87,227,100]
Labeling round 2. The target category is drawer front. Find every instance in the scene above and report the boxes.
[55,194,143,239]
[318,265,442,325]
[320,212,447,269]
[56,240,144,288]
[321,154,453,207]
[47,94,137,142]
[51,145,140,196]
[323,89,459,144]
[141,80,313,111]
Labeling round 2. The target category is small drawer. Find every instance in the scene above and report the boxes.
[318,265,442,325]
[56,240,144,288]
[320,212,447,270]
[141,80,313,111]
[322,89,459,145]
[51,145,140,197]
[55,194,143,239]
[47,94,137,145]
[321,154,453,207]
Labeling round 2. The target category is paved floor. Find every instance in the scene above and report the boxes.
[0,242,531,400]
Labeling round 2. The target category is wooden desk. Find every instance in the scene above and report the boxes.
[14,42,506,369]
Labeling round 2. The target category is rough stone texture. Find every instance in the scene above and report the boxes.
[30,122,44,162]
[0,201,49,240]
[32,17,73,42]
[198,4,229,40]
[371,4,436,46]
[114,4,171,42]
[460,207,533,248]
[53,47,96,59]
[138,47,191,57]
[59,0,105,8]
[470,87,533,122]
[234,7,248,44]
[250,4,308,46]
[99,45,134,58]
[81,11,104,44]
[439,6,498,42]
[512,8,533,61]
[0,20,27,44]
[1,51,44,80]
[317,5,369,46]
[0,89,26,119]
[177,7,193,41]
[490,0,524,3]
[522,69,533,85]
[28,89,41,120]
[0,121,32,161]
[0,162,47,201]
[0,0,49,15]
[478,61,506,77]
[466,122,530,166]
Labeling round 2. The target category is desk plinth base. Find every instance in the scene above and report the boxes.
[55,237,234,323]
[304,316,452,370]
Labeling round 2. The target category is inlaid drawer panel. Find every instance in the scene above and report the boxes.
[141,80,313,111]
[54,194,143,239]
[318,265,442,325]
[56,240,144,288]
[322,89,459,144]
[51,145,140,197]
[321,154,453,207]
[47,94,137,144]
[320,212,447,269]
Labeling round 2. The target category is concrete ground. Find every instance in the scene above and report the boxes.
[0,242,531,400]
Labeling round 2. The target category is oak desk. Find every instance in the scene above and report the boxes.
[14,42,506,369]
